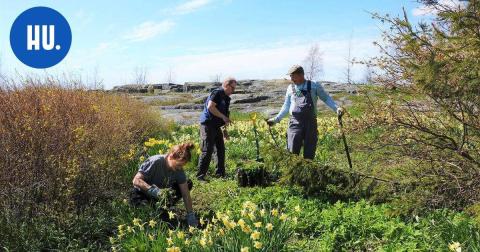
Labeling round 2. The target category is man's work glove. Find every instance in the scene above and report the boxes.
[266,118,277,126]
[146,184,161,199]
[337,107,345,117]
[186,212,199,227]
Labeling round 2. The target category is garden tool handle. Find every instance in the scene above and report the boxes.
[337,114,353,170]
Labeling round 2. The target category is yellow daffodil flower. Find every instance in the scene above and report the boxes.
[254,241,263,249]
[250,230,261,240]
[148,219,157,228]
[266,223,273,232]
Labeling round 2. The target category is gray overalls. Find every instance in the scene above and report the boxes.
[287,80,318,160]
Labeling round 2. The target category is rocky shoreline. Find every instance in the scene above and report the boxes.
[114,79,358,125]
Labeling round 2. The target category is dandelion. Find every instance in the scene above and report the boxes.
[241,247,250,252]
[271,208,278,216]
[294,205,301,212]
[279,213,288,221]
[177,231,185,239]
[254,222,262,228]
[254,241,263,249]
[266,223,274,232]
[449,242,462,252]
[148,234,154,241]
[167,237,174,246]
[149,219,157,228]
[168,211,176,220]
[250,230,261,240]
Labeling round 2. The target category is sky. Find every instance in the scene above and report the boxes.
[0,0,443,89]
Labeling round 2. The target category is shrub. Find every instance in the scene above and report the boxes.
[0,80,169,250]
[363,0,480,210]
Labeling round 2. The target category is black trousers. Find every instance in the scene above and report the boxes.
[197,124,225,178]
[129,179,193,207]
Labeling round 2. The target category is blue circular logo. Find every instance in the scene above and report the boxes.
[10,7,72,69]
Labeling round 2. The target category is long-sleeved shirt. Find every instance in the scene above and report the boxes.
[273,81,338,123]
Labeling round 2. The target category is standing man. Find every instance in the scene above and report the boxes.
[197,77,237,181]
[267,65,344,159]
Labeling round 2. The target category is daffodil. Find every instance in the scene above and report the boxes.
[199,237,207,247]
[449,242,462,252]
[241,247,250,252]
[212,216,218,224]
[200,217,205,225]
[168,211,176,220]
[254,241,263,249]
[118,224,125,231]
[266,223,273,232]
[126,226,134,233]
[271,208,278,216]
[167,237,174,246]
[241,209,248,217]
[237,218,246,227]
[294,205,301,212]
[218,228,225,236]
[132,218,141,226]
[242,225,252,234]
[254,222,262,228]
[279,213,288,221]
[148,234,154,241]
[166,246,181,252]
[250,230,261,240]
[189,226,196,233]
[248,212,256,220]
[260,209,266,217]
[177,231,185,239]
[168,229,174,237]
[149,219,157,228]
[109,236,115,244]
[185,238,190,245]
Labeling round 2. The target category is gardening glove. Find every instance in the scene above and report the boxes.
[186,212,199,227]
[146,184,161,199]
[266,118,277,126]
[337,107,345,117]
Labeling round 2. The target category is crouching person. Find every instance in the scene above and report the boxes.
[130,142,199,227]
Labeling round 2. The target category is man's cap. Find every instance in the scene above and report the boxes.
[287,65,304,75]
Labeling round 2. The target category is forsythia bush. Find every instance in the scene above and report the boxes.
[0,84,167,218]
